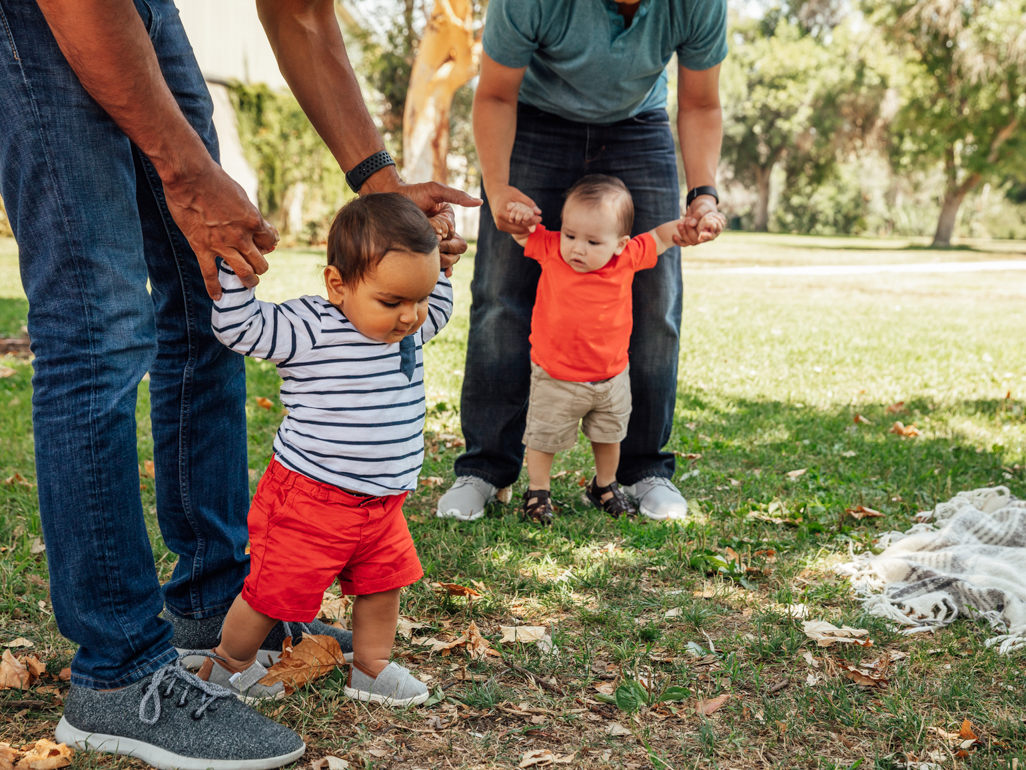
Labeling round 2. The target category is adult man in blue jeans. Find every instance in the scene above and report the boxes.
[0,0,476,766]
[438,0,728,523]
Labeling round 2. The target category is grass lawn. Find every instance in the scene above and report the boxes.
[2,232,1026,769]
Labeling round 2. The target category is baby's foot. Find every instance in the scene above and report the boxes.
[344,661,430,707]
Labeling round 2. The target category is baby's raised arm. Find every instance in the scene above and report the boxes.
[507,201,538,247]
[649,211,726,253]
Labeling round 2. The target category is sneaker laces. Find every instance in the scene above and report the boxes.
[637,476,678,495]
[451,475,495,496]
[140,655,233,725]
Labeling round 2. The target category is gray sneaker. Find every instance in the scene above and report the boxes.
[623,476,690,521]
[54,658,305,770]
[197,654,286,703]
[167,610,354,669]
[344,662,429,707]
[435,475,497,521]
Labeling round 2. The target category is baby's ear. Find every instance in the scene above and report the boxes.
[323,264,347,304]
[613,234,631,255]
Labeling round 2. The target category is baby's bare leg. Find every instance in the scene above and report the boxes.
[526,447,556,491]
[592,441,621,499]
[213,595,278,671]
[351,588,402,678]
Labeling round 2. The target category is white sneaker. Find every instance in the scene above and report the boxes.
[435,476,497,521]
[623,477,689,521]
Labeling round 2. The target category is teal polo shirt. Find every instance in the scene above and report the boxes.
[481,0,728,125]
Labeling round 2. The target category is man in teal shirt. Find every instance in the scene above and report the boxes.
[440,0,729,523]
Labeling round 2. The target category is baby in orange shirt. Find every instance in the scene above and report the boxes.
[507,175,687,525]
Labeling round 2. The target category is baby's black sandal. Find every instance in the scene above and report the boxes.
[585,477,636,518]
[523,489,555,526]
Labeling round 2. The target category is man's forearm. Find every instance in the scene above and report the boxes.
[472,95,518,200]
[256,0,400,192]
[677,105,723,191]
[35,0,212,186]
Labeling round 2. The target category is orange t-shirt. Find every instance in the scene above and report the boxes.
[525,225,657,382]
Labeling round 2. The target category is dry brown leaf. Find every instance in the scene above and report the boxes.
[0,650,30,690]
[696,694,730,716]
[22,656,45,678]
[786,468,807,480]
[840,663,888,688]
[0,366,15,379]
[802,620,872,648]
[886,401,905,414]
[30,538,45,555]
[433,582,482,598]
[606,722,632,736]
[500,626,547,644]
[310,758,349,770]
[366,749,390,758]
[317,594,351,627]
[3,473,35,489]
[57,668,71,682]
[854,414,873,425]
[13,740,73,770]
[846,505,885,520]
[0,745,17,765]
[960,719,978,742]
[496,486,513,503]
[396,617,429,639]
[465,620,500,660]
[420,476,444,487]
[4,638,33,649]
[254,396,274,410]
[594,681,616,695]
[890,421,922,438]
[664,607,683,618]
[143,461,155,478]
[258,634,345,694]
[518,749,575,767]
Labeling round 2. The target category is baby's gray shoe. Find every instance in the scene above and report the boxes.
[54,658,304,770]
[436,475,496,521]
[197,653,285,703]
[344,662,429,707]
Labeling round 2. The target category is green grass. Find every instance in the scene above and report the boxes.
[2,232,1026,768]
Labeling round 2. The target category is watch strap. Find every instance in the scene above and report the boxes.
[345,150,396,193]
[686,185,719,207]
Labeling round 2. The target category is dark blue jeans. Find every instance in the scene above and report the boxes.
[0,0,250,689]
[456,104,683,488]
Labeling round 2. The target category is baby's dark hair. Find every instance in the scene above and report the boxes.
[326,193,439,285]
[564,174,634,236]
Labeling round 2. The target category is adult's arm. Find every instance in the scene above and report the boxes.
[257,0,480,263]
[472,53,541,235]
[677,63,727,245]
[35,0,277,300]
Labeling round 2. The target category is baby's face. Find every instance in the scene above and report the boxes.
[325,249,440,343]
[559,199,630,273]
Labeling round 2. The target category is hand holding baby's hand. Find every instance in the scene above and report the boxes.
[507,201,539,226]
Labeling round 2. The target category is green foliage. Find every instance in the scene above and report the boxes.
[227,81,346,238]
[775,162,868,234]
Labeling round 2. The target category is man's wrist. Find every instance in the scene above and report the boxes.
[357,164,403,195]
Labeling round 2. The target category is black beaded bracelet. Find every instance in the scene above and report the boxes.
[686,185,719,207]
[345,150,396,193]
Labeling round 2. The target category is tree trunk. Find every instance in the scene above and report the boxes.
[932,172,980,247]
[402,0,480,183]
[753,164,773,232]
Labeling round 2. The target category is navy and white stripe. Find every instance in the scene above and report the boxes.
[212,262,453,496]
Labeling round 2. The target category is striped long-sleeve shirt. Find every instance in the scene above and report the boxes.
[211,262,453,497]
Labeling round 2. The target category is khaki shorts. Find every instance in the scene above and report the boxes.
[523,363,632,452]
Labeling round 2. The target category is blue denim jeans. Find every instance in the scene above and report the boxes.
[456,104,683,488]
[0,0,250,689]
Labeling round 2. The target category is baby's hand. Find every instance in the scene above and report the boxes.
[694,211,727,243]
[507,201,538,226]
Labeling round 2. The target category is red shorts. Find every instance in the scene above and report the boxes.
[242,457,424,623]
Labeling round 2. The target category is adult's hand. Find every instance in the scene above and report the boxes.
[163,160,278,300]
[488,183,541,235]
[676,195,726,247]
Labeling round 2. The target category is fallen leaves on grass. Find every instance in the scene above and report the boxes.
[414,620,500,660]
[431,582,481,599]
[696,694,730,716]
[854,414,873,425]
[786,468,807,480]
[310,758,349,770]
[500,626,548,644]
[142,461,155,479]
[0,650,46,690]
[3,473,35,489]
[519,749,576,767]
[890,421,922,438]
[0,366,15,379]
[496,486,513,503]
[840,663,888,688]
[4,639,33,649]
[802,620,872,648]
[420,476,444,487]
[605,722,632,736]
[317,594,351,627]
[396,617,429,639]
[254,396,274,410]
[1,739,74,770]
[886,401,905,414]
[845,505,885,520]
[258,634,345,694]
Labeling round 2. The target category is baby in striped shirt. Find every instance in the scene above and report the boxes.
[203,194,452,707]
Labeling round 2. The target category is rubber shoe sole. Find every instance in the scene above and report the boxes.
[55,717,306,770]
[342,685,431,708]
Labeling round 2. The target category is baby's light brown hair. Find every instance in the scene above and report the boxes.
[563,174,634,237]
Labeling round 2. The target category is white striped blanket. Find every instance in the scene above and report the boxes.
[839,486,1026,654]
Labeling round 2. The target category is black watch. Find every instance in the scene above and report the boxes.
[686,185,719,207]
[345,150,396,193]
